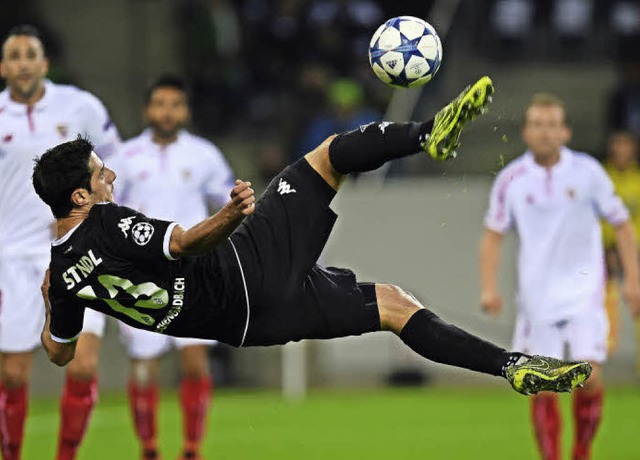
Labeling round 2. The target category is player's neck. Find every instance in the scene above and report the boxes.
[533,151,561,169]
[9,83,46,106]
[56,208,91,238]
[151,132,178,146]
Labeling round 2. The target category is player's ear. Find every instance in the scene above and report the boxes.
[70,187,90,208]
[42,57,49,76]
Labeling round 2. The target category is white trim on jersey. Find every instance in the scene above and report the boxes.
[51,222,82,246]
[50,331,82,344]
[229,237,250,347]
[163,222,179,261]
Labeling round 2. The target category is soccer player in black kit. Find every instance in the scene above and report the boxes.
[34,77,592,397]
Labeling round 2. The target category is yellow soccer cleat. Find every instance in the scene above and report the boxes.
[423,76,494,161]
[505,355,592,396]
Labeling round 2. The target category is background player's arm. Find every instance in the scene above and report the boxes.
[479,229,504,317]
[40,270,77,366]
[614,220,640,318]
[169,180,255,257]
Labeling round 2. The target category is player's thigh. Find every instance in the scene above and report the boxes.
[0,257,47,353]
[120,322,171,359]
[67,332,102,378]
[512,315,564,359]
[175,339,214,377]
[566,308,609,364]
[304,135,344,191]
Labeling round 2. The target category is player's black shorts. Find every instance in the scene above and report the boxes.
[229,158,381,347]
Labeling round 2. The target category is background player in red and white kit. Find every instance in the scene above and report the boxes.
[0,25,119,460]
[108,76,234,460]
[479,94,640,460]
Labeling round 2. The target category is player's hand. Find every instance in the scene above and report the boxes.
[622,279,640,319]
[230,180,255,216]
[480,289,503,318]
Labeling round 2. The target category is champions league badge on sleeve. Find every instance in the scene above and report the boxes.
[131,222,155,246]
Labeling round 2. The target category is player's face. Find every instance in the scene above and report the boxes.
[608,134,638,170]
[522,105,571,160]
[88,153,117,203]
[144,87,190,139]
[0,35,48,104]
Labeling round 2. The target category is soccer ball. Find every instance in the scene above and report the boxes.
[368,16,443,88]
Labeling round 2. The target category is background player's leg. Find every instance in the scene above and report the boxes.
[0,351,33,460]
[178,345,212,460]
[128,357,161,460]
[531,393,562,460]
[572,363,604,460]
[58,333,100,460]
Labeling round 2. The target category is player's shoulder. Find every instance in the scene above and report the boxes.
[493,154,532,185]
[180,131,224,156]
[48,81,108,114]
[566,148,605,175]
[119,132,148,157]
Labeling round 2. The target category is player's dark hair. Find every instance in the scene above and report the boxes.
[144,75,191,106]
[2,25,45,57]
[32,136,94,218]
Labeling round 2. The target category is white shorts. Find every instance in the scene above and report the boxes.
[81,309,107,338]
[512,308,609,363]
[119,322,216,359]
[0,257,49,352]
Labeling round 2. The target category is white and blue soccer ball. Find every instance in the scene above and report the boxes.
[368,16,443,88]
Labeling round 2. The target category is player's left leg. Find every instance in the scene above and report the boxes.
[176,343,212,460]
[376,283,591,395]
[304,76,494,191]
[58,333,100,460]
[566,312,607,460]
[121,323,171,460]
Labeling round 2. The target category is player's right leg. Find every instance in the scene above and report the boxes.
[57,311,105,460]
[376,283,591,396]
[304,76,494,190]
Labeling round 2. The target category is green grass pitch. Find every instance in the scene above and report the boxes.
[23,386,640,459]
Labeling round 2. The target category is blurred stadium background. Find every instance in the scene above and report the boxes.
[2,0,640,458]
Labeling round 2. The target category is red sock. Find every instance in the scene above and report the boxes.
[128,381,159,454]
[531,394,561,460]
[57,376,98,460]
[179,376,212,454]
[0,385,27,460]
[572,388,604,460]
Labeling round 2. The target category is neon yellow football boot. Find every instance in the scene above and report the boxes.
[423,76,494,161]
[505,355,592,396]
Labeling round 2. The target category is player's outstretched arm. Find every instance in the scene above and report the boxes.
[40,270,78,366]
[169,180,255,257]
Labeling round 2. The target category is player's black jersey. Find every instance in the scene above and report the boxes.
[48,202,246,345]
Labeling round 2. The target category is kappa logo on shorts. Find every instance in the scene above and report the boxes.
[131,222,155,246]
[278,178,296,195]
[118,216,136,237]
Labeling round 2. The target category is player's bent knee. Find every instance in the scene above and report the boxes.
[375,283,422,333]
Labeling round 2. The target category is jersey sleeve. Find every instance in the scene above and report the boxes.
[99,203,179,262]
[203,145,235,209]
[591,162,629,226]
[483,170,513,234]
[79,91,121,159]
[48,284,85,343]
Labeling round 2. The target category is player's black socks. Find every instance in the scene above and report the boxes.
[328,120,434,174]
[399,309,514,377]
